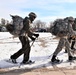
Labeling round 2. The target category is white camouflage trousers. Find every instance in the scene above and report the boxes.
[53,37,72,57]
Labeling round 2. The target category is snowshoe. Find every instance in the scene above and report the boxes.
[20,60,35,65]
[51,58,63,64]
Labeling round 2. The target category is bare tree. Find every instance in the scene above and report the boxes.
[33,20,46,29]
[1,18,6,26]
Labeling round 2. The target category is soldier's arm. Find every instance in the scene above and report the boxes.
[68,23,76,38]
[23,18,36,40]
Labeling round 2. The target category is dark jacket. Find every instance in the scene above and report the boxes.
[20,17,34,39]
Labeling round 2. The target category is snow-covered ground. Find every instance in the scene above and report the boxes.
[0,32,76,70]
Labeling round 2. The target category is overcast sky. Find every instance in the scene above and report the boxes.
[0,0,76,23]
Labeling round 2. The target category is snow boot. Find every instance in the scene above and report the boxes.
[69,56,76,61]
[51,55,60,63]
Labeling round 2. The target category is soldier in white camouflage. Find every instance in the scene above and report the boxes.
[65,17,76,53]
[51,16,76,63]
[70,18,76,50]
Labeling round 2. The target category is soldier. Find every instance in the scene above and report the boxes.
[10,12,39,64]
[51,17,76,63]
[71,18,76,50]
[65,17,76,53]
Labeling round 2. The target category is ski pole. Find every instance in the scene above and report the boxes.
[30,41,35,47]
[30,37,38,47]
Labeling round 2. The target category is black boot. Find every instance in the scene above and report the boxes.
[10,56,17,64]
[51,55,60,63]
[71,41,75,50]
[69,56,76,61]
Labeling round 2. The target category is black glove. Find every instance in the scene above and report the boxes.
[33,34,39,38]
[31,37,36,41]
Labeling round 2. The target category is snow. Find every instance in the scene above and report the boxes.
[0,32,76,70]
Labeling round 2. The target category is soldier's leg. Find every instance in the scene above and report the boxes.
[22,37,31,63]
[65,37,72,53]
[65,39,76,61]
[51,38,65,62]
[71,40,75,49]
[22,47,30,63]
[10,36,26,59]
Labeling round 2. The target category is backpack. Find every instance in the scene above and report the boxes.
[72,23,76,31]
[6,15,23,36]
[50,19,69,37]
